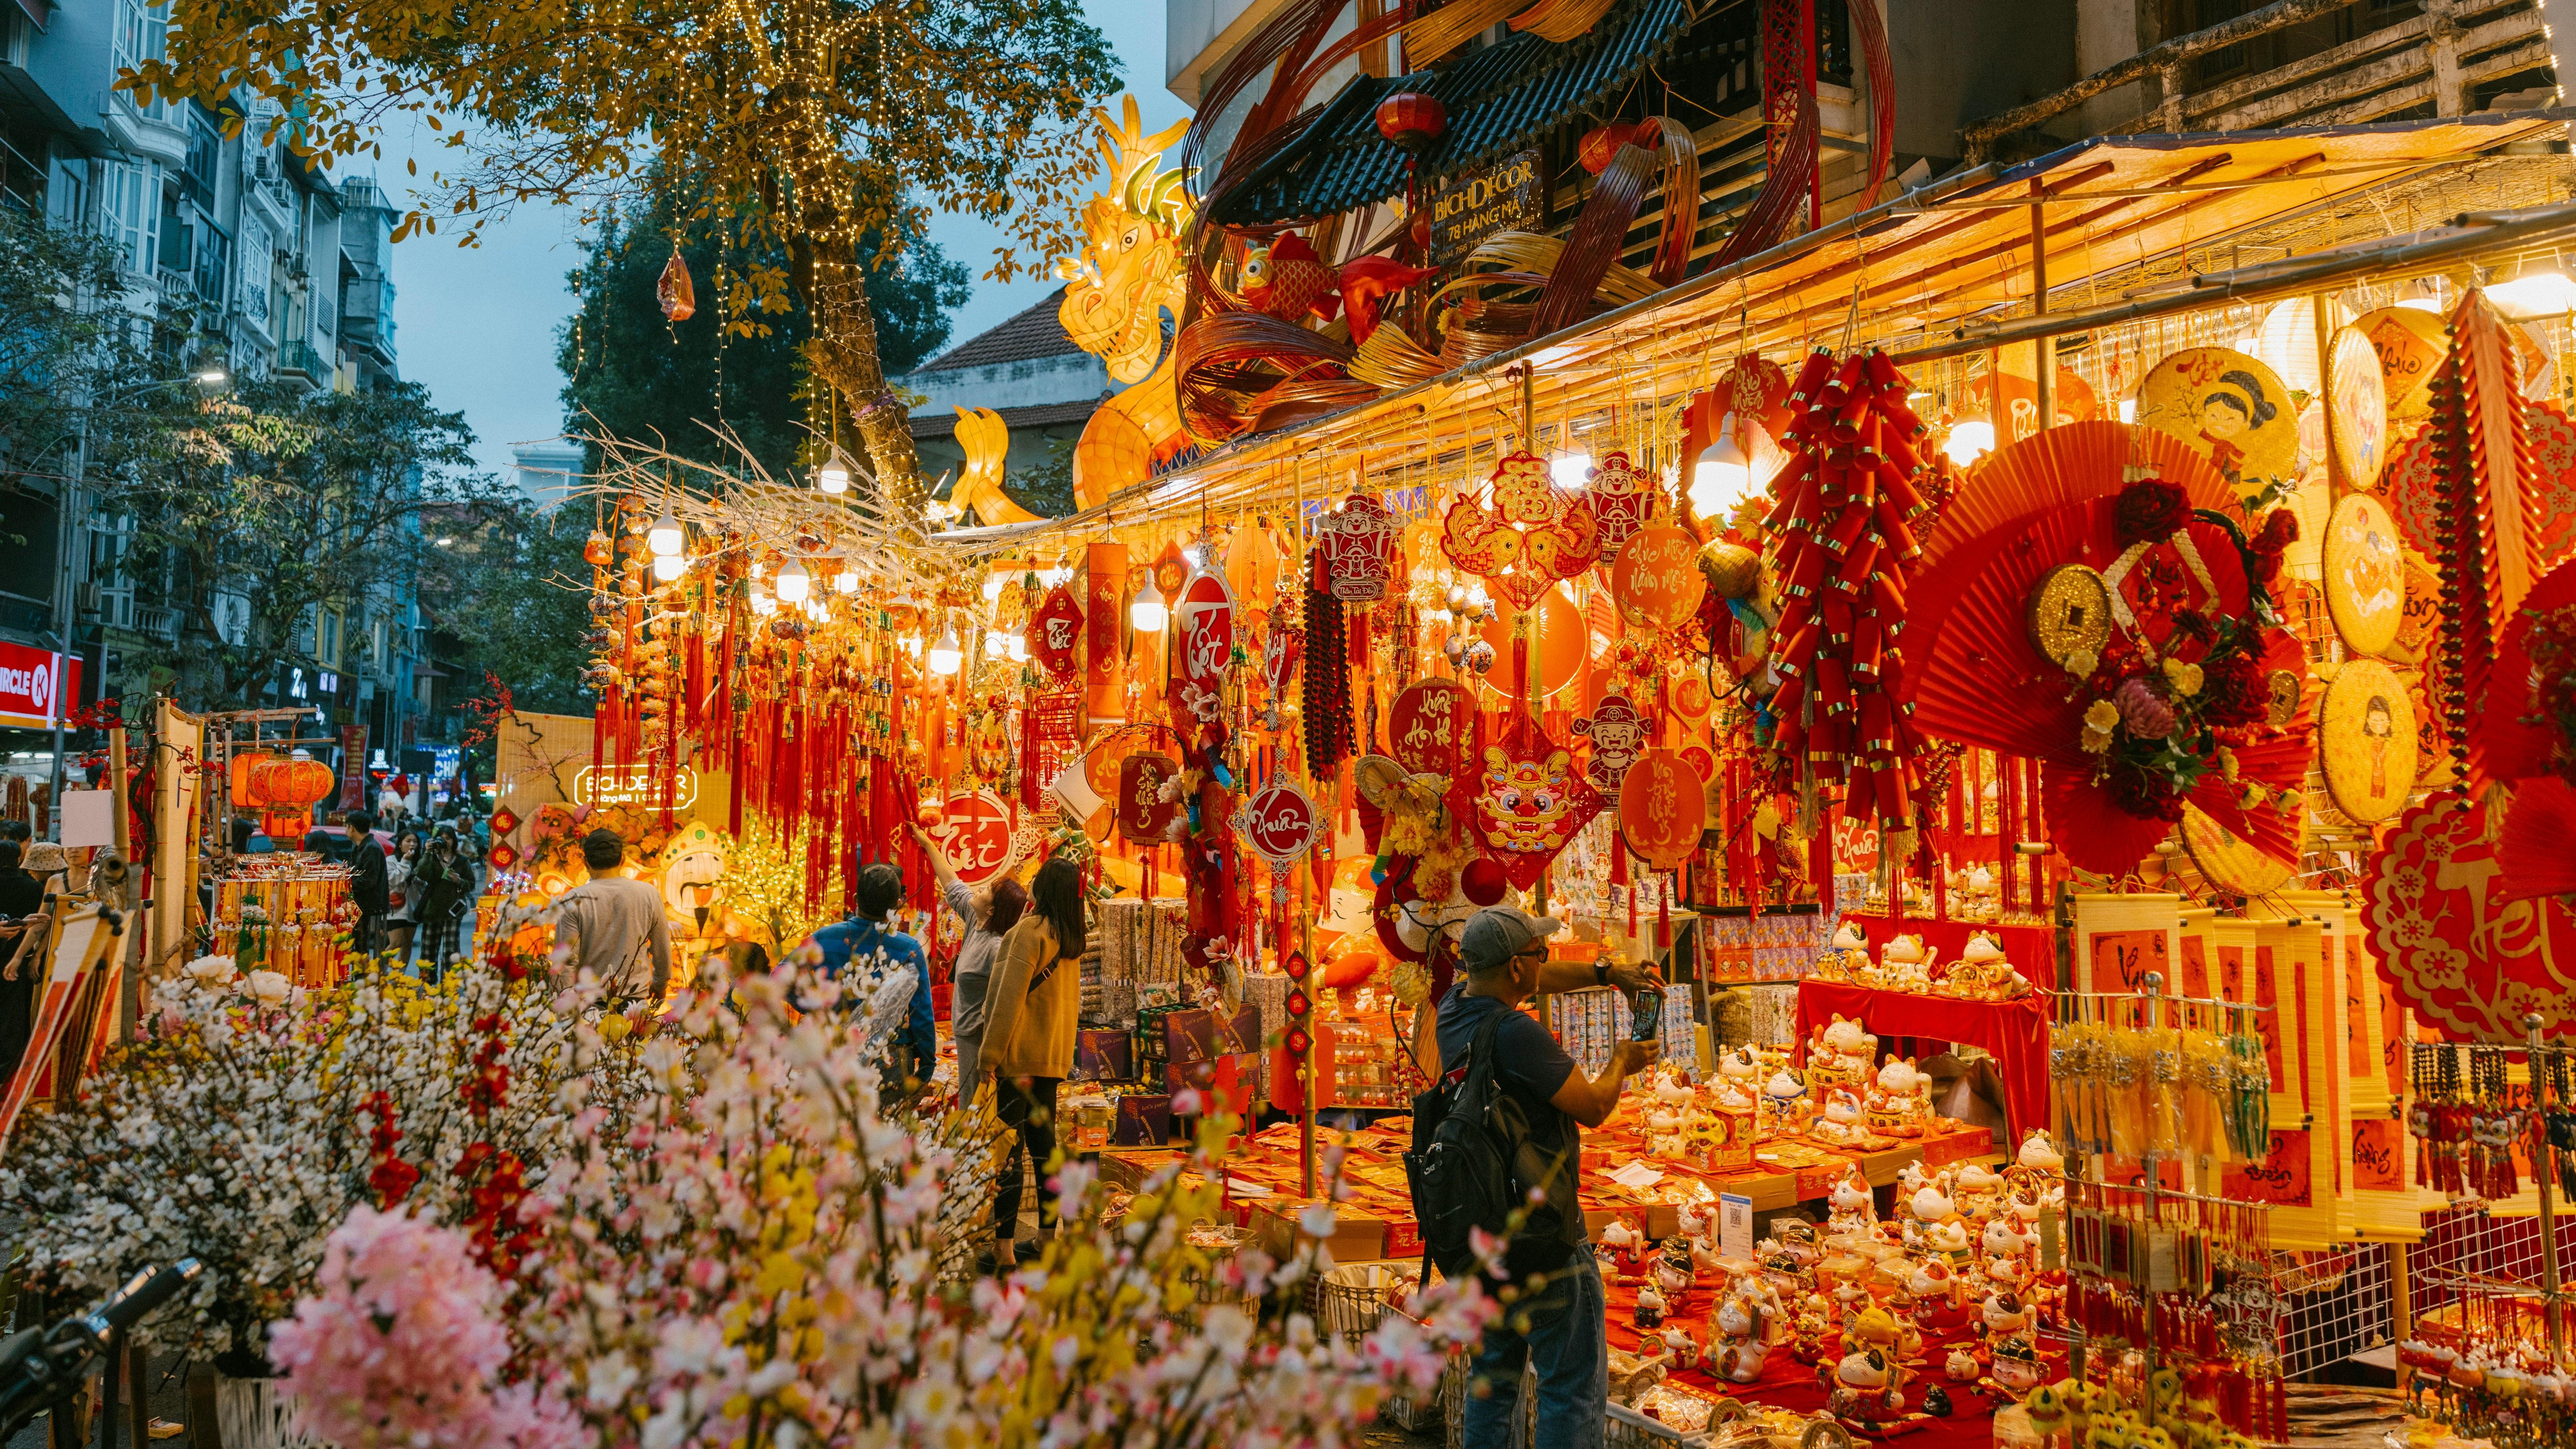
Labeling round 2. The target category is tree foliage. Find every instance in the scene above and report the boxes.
[132,0,1122,516]
[558,180,970,486]
[0,207,208,484]
[97,380,517,711]
[420,504,597,721]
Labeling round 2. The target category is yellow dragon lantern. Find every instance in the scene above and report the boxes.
[1056,98,1194,511]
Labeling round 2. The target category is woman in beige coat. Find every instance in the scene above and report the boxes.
[974,855,1086,1269]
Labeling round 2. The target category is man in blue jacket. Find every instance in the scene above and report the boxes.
[799,862,935,1094]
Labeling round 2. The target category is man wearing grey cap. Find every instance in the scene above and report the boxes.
[1439,904,1661,1449]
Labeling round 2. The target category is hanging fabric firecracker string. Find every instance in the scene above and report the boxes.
[1762,348,1930,860]
[1301,567,1353,781]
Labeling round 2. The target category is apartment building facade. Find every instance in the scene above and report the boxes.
[0,0,430,772]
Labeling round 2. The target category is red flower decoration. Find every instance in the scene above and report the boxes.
[2114,477,2192,547]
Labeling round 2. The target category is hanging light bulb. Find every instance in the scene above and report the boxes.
[984,627,1015,659]
[1129,575,1166,632]
[927,622,963,675]
[832,552,859,593]
[647,511,683,557]
[1688,412,1754,518]
[982,573,1008,603]
[775,558,812,603]
[749,590,777,616]
[1943,419,1997,469]
[1549,452,1592,489]
[804,597,828,622]
[1004,631,1028,662]
[651,552,687,583]
[816,453,851,494]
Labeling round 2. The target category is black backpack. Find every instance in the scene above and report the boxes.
[1405,1010,1575,1280]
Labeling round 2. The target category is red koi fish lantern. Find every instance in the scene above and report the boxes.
[1374,91,1446,154]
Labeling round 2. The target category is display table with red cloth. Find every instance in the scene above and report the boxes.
[1598,1265,2030,1449]
[1794,979,2052,1138]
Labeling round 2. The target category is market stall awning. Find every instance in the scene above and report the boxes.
[1211,0,1693,228]
[938,107,2576,549]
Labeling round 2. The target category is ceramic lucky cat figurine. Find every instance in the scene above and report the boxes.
[1712,1287,1771,1383]
[1812,1085,1869,1146]
[1866,1056,1929,1138]
[1826,1166,1877,1235]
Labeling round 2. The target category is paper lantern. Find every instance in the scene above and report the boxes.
[1460,856,1508,906]
[1619,748,1705,870]
[1610,524,1707,631]
[251,752,335,840]
[1373,91,1446,153]
[1226,518,1283,610]
[1389,677,1476,779]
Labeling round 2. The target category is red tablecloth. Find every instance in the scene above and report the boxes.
[1794,981,2051,1138]
[1598,1270,2024,1449]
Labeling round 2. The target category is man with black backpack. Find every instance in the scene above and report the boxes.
[1408,905,1662,1449]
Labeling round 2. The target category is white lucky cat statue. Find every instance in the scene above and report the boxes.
[1820,920,1869,981]
[1674,1198,1716,1242]
[1826,1167,1876,1235]
[1763,1068,1812,1134]
[1877,934,1929,991]
[1825,1346,1906,1417]
[1867,1056,1928,1138]
[1713,1288,1771,1383]
[1813,1086,1868,1146]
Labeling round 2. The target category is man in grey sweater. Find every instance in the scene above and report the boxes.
[550,829,673,1007]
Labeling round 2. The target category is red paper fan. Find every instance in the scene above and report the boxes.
[1912,497,2307,876]
[2500,776,2576,903]
[1928,422,2238,573]
[1911,423,2239,679]
[2482,553,2576,783]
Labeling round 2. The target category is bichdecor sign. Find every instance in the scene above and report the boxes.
[1430,149,1541,265]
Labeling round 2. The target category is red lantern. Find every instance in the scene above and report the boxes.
[1619,749,1706,871]
[1373,91,1446,154]
[1460,856,1508,906]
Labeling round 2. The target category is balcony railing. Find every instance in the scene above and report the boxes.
[276,340,327,381]
[135,604,179,644]
[1963,0,2555,162]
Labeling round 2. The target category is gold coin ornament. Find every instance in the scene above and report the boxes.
[2326,325,2389,492]
[2180,799,2303,897]
[2025,564,2114,670]
[2352,306,2447,422]
[2265,670,2304,727]
[2134,348,2301,498]
[2321,492,2405,657]
[2318,659,2417,825]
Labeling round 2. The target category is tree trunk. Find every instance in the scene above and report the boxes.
[789,233,924,522]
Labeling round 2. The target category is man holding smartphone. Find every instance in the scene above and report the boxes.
[1436,905,1662,1449]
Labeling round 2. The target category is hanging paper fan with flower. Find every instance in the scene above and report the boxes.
[1908,465,2311,877]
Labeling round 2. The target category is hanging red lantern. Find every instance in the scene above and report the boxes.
[1373,91,1446,153]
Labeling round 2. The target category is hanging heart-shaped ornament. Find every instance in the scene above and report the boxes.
[657,247,696,322]
[1446,450,1602,613]
[1585,450,1660,559]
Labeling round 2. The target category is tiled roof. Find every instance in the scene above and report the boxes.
[908,397,1103,442]
[1213,0,1692,228]
[913,286,1082,373]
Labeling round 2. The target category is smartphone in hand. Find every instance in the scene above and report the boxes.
[1628,986,1664,1043]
